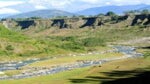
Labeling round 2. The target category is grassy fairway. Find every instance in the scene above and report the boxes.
[0,57,149,84]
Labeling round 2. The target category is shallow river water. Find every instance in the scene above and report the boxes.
[0,46,143,80]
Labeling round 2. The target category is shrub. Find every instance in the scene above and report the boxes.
[144,51,150,58]
[0,44,2,48]
[105,11,116,16]
[18,51,42,57]
[83,38,105,47]
[0,50,7,55]
[60,42,84,51]
[62,36,76,42]
[5,45,14,51]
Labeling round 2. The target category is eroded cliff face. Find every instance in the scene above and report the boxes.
[131,15,150,26]
[2,14,150,30]
[34,20,52,29]
[2,19,18,29]
[51,18,86,29]
[17,20,35,29]
[81,17,103,28]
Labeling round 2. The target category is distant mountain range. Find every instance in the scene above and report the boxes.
[139,5,150,10]
[7,10,75,19]
[0,14,14,19]
[1,4,150,19]
[77,4,150,15]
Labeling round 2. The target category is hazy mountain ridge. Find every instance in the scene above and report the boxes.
[3,14,150,30]
[7,10,75,18]
[77,4,150,15]
[0,4,150,19]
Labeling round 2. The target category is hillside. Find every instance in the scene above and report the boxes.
[0,13,150,83]
[3,14,150,31]
[1,14,150,61]
[0,22,150,83]
[7,10,75,19]
[0,0,150,83]
[77,4,149,15]
[1,14,150,60]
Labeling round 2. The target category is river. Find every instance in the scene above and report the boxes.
[0,46,143,80]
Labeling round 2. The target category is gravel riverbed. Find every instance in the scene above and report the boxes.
[0,46,143,80]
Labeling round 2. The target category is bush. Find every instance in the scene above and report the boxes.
[5,45,14,51]
[62,36,76,42]
[105,11,116,16]
[0,50,13,56]
[0,24,28,42]
[60,42,84,51]
[0,50,7,55]
[83,38,105,47]
[144,51,150,58]
[18,51,42,57]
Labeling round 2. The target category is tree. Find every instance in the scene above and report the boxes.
[30,17,42,19]
[105,11,116,16]
[105,11,118,21]
[124,10,141,15]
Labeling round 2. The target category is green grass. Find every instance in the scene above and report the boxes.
[23,52,123,68]
[0,57,149,84]
[0,23,150,83]
[4,70,21,77]
[0,51,122,78]
[0,24,28,42]
[0,24,150,59]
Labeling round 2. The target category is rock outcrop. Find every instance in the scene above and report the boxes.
[131,14,150,26]
[1,14,150,30]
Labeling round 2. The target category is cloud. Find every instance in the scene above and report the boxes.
[0,8,21,14]
[1,0,150,13]
[80,0,99,4]
[0,1,24,8]
[102,0,150,6]
[29,0,73,9]
[35,5,47,10]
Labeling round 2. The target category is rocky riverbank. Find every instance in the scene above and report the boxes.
[0,49,116,71]
[0,46,143,80]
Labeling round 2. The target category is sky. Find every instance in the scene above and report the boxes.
[0,0,150,14]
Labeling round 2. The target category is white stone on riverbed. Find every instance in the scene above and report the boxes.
[0,46,144,80]
[0,72,5,74]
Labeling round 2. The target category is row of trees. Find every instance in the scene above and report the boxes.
[97,9,150,17]
[124,9,150,15]
[28,9,150,20]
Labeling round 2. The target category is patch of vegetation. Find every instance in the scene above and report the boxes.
[0,58,149,84]
[83,37,106,47]
[0,50,7,55]
[0,23,149,60]
[60,42,84,51]
[25,52,123,67]
[18,51,43,57]
[0,24,28,42]
[5,45,14,51]
[144,51,150,58]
